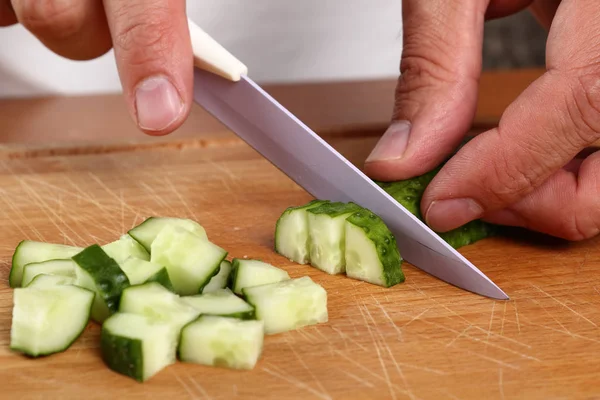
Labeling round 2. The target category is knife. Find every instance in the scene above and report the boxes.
[186,19,508,300]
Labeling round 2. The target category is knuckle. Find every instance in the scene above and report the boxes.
[567,73,600,143]
[16,0,82,39]
[113,4,173,66]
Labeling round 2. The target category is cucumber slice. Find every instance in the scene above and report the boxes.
[10,285,94,357]
[243,276,328,335]
[72,245,130,323]
[229,259,290,295]
[10,240,83,288]
[202,260,232,294]
[118,282,200,333]
[179,316,264,370]
[307,202,362,274]
[128,217,208,252]
[151,225,227,295]
[101,312,178,382]
[26,274,76,288]
[119,257,174,291]
[344,209,405,287]
[21,259,77,287]
[274,200,329,264]
[180,288,255,319]
[102,234,150,263]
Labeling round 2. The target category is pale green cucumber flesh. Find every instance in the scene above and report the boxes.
[10,241,83,288]
[307,202,361,275]
[128,217,208,252]
[242,276,328,335]
[21,259,77,287]
[102,234,149,264]
[118,282,200,333]
[229,259,290,295]
[101,312,178,382]
[180,288,255,320]
[72,245,130,323]
[119,257,173,291]
[274,200,329,264]
[26,274,76,288]
[151,225,226,296]
[202,260,232,294]
[344,209,404,287]
[179,315,264,370]
[10,285,94,357]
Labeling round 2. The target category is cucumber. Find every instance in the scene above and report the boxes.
[118,282,200,333]
[344,209,405,287]
[119,257,174,291]
[242,276,328,334]
[10,285,94,357]
[180,288,255,319]
[21,259,76,287]
[102,234,150,263]
[229,258,290,295]
[151,225,227,296]
[26,274,76,288]
[274,200,329,264]
[202,260,232,294]
[306,202,362,275]
[101,312,178,382]
[129,217,208,252]
[72,245,130,323]
[179,316,264,370]
[10,241,83,288]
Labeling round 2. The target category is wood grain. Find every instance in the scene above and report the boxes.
[0,136,598,400]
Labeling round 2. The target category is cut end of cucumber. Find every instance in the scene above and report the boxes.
[243,276,328,335]
[345,210,404,287]
[274,200,329,265]
[10,285,94,357]
[10,241,83,288]
[306,202,361,275]
[119,257,173,290]
[25,274,76,288]
[151,225,227,296]
[102,234,150,264]
[202,260,232,294]
[21,259,77,287]
[179,316,264,370]
[180,288,255,320]
[129,217,208,252]
[101,312,178,382]
[230,259,290,295]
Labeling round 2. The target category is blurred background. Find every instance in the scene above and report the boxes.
[0,0,547,98]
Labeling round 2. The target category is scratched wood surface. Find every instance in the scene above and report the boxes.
[0,134,598,400]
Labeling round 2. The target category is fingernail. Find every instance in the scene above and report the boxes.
[365,120,411,163]
[135,75,183,131]
[425,198,484,232]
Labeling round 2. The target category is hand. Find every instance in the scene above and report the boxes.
[364,0,600,241]
[0,0,193,136]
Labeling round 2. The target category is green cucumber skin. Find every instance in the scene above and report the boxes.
[375,161,497,248]
[346,209,405,287]
[100,330,144,382]
[307,201,362,218]
[72,245,130,318]
[146,268,176,293]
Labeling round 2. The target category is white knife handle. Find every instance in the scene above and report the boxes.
[187,18,248,81]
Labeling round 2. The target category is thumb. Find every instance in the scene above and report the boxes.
[103,0,193,136]
[364,0,487,181]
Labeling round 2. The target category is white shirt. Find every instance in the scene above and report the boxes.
[0,0,403,98]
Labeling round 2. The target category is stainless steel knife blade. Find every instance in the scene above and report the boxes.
[192,67,508,300]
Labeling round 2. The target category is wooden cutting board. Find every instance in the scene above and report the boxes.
[0,132,598,400]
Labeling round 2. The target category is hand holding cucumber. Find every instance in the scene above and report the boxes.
[364,0,600,242]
